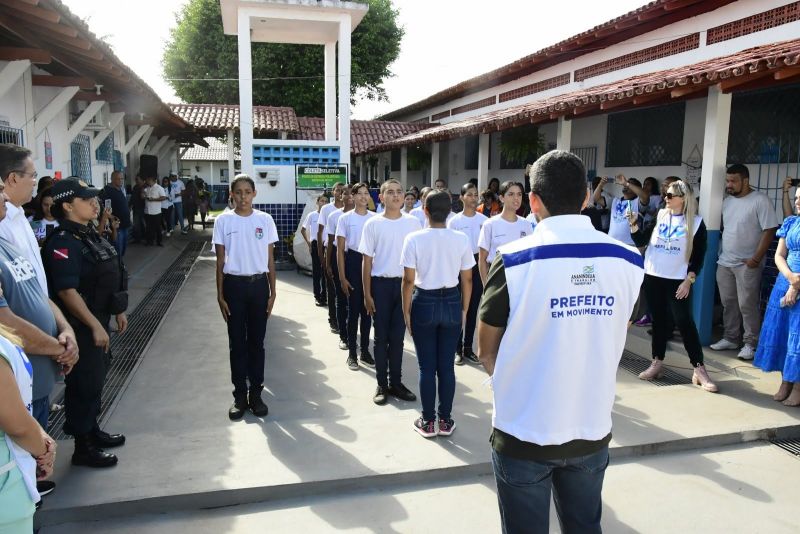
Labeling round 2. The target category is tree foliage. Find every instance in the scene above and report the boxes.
[162,0,403,117]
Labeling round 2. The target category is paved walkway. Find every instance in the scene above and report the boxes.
[36,241,800,532]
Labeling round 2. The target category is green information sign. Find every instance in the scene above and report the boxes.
[296,164,348,189]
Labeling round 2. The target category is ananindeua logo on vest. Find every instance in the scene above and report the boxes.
[571,264,597,286]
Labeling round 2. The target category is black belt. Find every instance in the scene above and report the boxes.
[225,272,267,282]
[415,286,458,294]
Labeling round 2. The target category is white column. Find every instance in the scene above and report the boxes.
[337,17,352,165]
[227,129,235,178]
[237,11,254,178]
[209,161,215,189]
[431,142,440,186]
[400,146,408,190]
[21,66,35,157]
[324,42,337,142]
[556,117,572,152]
[694,85,732,345]
[359,156,366,182]
[477,133,490,192]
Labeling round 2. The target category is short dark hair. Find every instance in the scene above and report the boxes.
[529,150,587,216]
[425,190,451,223]
[627,177,641,188]
[351,182,369,195]
[726,164,749,179]
[644,177,658,191]
[460,182,477,196]
[231,174,255,191]
[380,179,401,194]
[499,180,524,196]
[435,178,447,186]
[0,144,32,182]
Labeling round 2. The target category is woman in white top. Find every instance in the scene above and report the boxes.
[403,191,417,214]
[401,191,475,438]
[477,181,532,284]
[0,326,56,532]
[629,180,717,392]
[29,188,59,246]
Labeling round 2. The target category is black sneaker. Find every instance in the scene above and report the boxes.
[360,351,375,368]
[330,326,339,334]
[315,300,327,307]
[347,356,359,371]
[463,349,480,365]
[37,480,56,498]
[228,398,247,420]
[389,383,417,402]
[455,345,463,357]
[339,340,349,351]
[438,418,456,436]
[413,417,437,438]
[455,353,465,366]
[248,390,269,417]
[373,386,388,405]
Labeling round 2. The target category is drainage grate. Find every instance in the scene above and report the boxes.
[618,350,692,386]
[771,438,800,457]
[48,240,207,439]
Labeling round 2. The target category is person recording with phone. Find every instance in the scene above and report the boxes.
[99,171,131,257]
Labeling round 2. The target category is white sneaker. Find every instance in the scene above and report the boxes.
[710,339,739,351]
[737,344,755,361]
[166,231,172,237]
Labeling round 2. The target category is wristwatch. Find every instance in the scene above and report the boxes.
[687,274,697,284]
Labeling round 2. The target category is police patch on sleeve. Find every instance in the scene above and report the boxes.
[53,248,69,260]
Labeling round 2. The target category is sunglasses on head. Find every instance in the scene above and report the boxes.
[665,192,684,200]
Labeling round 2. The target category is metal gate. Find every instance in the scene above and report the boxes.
[70,134,92,184]
[572,146,598,181]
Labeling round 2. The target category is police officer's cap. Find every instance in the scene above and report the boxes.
[50,177,100,218]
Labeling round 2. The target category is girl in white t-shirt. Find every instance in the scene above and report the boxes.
[477,181,531,285]
[401,191,476,438]
[212,175,279,420]
[301,194,329,307]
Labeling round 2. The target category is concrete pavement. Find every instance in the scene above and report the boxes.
[35,241,800,531]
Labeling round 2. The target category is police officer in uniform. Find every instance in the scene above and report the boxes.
[42,178,128,468]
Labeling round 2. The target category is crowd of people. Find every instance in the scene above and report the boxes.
[2,133,799,531]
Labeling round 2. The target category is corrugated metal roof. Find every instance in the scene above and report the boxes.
[371,38,800,150]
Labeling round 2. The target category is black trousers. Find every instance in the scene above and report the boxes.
[643,274,704,366]
[63,316,110,437]
[371,276,405,388]
[145,213,162,245]
[345,250,371,356]
[458,254,482,352]
[331,252,348,342]
[223,274,270,398]
[310,240,325,302]
[325,249,337,326]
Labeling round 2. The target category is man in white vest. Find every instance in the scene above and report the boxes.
[478,150,644,534]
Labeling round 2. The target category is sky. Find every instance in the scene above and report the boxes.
[62,0,647,120]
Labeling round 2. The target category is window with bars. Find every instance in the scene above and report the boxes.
[0,125,23,146]
[95,133,114,164]
[727,84,800,164]
[605,102,685,167]
[465,136,479,170]
[70,134,92,184]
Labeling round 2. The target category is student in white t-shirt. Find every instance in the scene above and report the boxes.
[409,186,432,226]
[326,185,353,349]
[336,183,376,370]
[447,182,488,365]
[360,179,421,406]
[403,191,417,214]
[318,183,345,332]
[401,191,475,438]
[477,181,532,285]
[212,175,278,421]
[143,176,167,246]
[301,194,329,307]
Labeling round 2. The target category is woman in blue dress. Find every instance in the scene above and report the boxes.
[754,187,800,406]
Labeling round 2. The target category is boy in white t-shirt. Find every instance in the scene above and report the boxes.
[447,182,488,365]
[401,191,475,438]
[477,181,532,285]
[212,175,279,420]
[301,194,329,307]
[359,179,420,406]
[326,185,353,349]
[336,183,376,370]
[318,183,345,332]
[143,176,167,246]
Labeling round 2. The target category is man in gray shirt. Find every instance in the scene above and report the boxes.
[711,164,780,360]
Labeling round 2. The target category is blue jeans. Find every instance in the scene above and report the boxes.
[115,227,129,257]
[173,201,186,231]
[410,287,461,421]
[371,277,405,388]
[31,396,49,430]
[492,446,609,534]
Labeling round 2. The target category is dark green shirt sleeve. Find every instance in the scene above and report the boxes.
[478,254,510,328]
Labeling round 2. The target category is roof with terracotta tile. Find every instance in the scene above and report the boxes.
[379,0,737,120]
[370,38,800,151]
[169,104,300,134]
[294,117,432,154]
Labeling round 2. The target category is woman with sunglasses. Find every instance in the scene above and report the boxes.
[628,180,717,392]
[753,184,800,406]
